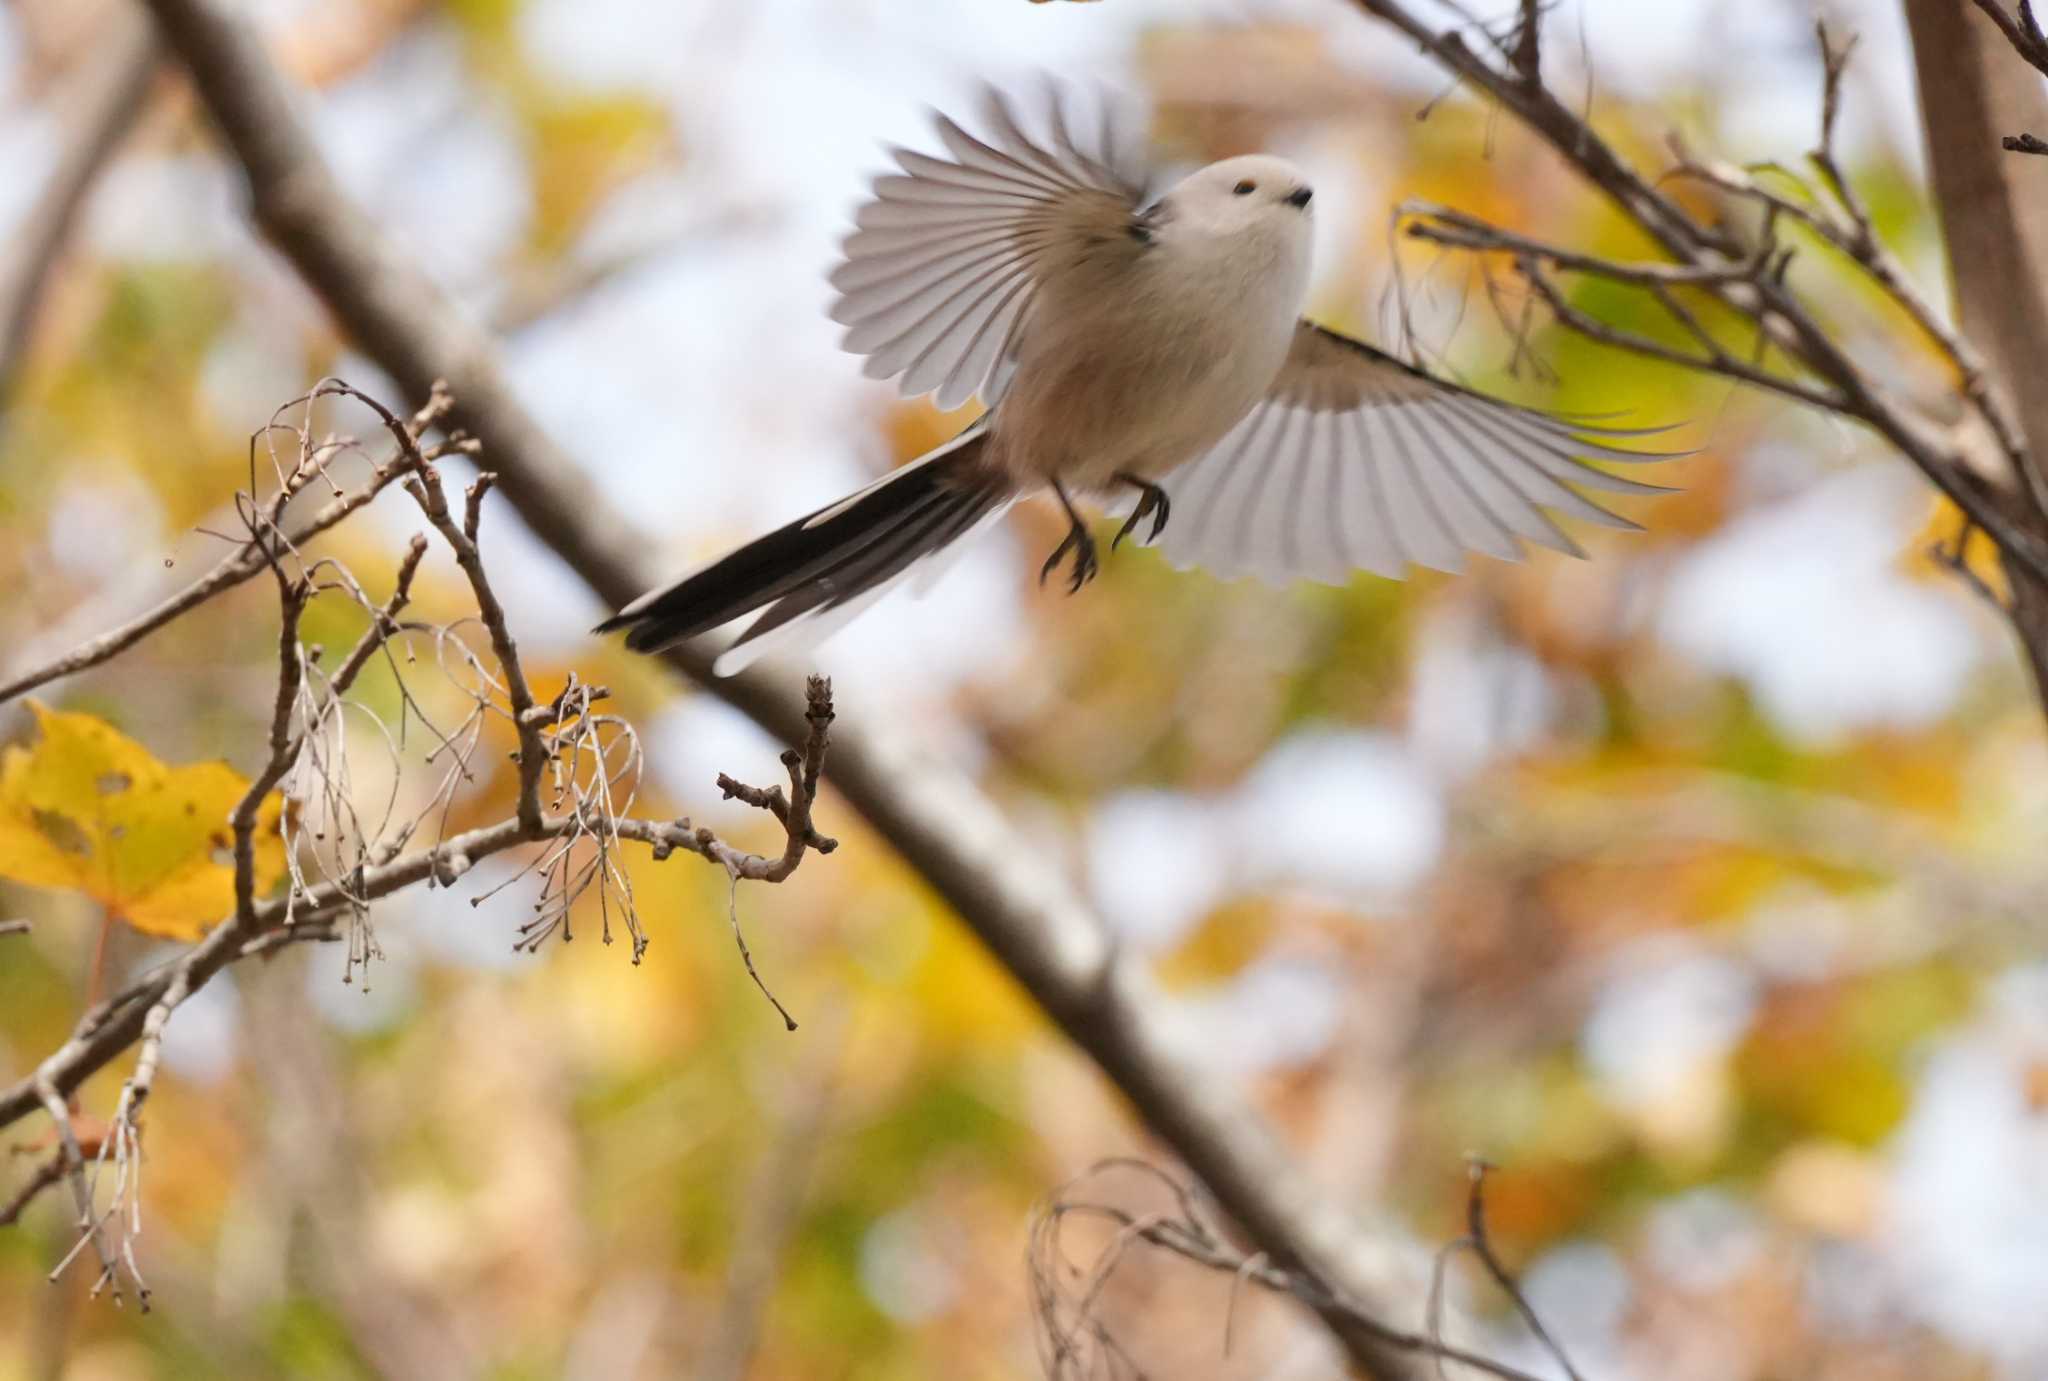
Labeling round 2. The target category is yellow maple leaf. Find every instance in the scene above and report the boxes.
[0,703,286,941]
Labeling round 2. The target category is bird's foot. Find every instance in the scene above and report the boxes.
[1112,472,1171,551]
[1039,520,1100,594]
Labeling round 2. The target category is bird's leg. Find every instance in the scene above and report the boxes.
[1039,479,1099,594]
[1111,471,1171,551]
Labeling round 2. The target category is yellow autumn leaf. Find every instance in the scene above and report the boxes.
[1153,899,1274,990]
[0,702,287,941]
[1907,493,2007,601]
[884,395,983,465]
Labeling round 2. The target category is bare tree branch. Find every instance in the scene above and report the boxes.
[0,799,836,1127]
[2,384,844,1288]
[1347,0,1723,260]
[1398,201,1838,408]
[1970,0,2048,85]
[34,1070,124,1304]
[403,461,550,834]
[1345,0,2048,713]
[1433,1161,1584,1381]
[232,575,306,926]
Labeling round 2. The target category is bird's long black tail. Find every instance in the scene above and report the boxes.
[596,424,1004,673]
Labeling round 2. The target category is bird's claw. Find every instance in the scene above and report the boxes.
[1111,477,1171,552]
[1039,523,1099,594]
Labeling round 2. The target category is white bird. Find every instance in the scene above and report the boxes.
[600,87,1675,673]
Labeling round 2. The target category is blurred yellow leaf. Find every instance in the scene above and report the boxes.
[908,905,1039,1051]
[1908,493,2006,601]
[884,396,982,464]
[526,94,673,254]
[0,702,285,940]
[1736,983,1913,1148]
[1154,899,1273,989]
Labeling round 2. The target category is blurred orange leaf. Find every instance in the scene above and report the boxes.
[0,702,285,940]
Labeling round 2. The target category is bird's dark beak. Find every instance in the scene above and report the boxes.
[1285,185,1313,209]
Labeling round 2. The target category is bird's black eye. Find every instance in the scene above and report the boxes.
[1233,180,1256,196]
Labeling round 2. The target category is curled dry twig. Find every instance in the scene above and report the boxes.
[0,381,841,1292]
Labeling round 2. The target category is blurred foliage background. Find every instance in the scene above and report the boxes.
[3,0,2044,1377]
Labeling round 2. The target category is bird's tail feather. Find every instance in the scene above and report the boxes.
[596,424,1006,672]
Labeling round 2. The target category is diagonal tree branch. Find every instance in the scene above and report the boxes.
[1348,0,2048,708]
[1347,0,1723,260]
[1969,0,2048,85]
[132,0,1456,1374]
[0,11,158,408]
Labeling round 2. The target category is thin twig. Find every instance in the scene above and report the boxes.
[395,452,549,831]
[706,676,838,882]
[232,577,306,926]
[324,533,429,697]
[35,1074,121,1303]
[725,875,794,1031]
[1809,21,2048,524]
[1368,3,2048,609]
[0,388,457,706]
[1031,1159,1557,1381]
[700,677,838,1028]
[1457,1160,1585,1381]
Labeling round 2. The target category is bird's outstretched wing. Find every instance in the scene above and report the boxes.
[1153,322,1683,584]
[830,86,1149,411]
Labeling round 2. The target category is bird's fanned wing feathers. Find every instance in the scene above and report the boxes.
[830,87,1148,411]
[1155,321,1682,583]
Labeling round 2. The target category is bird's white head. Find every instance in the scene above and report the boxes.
[1150,154,1315,318]
[1157,154,1314,243]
